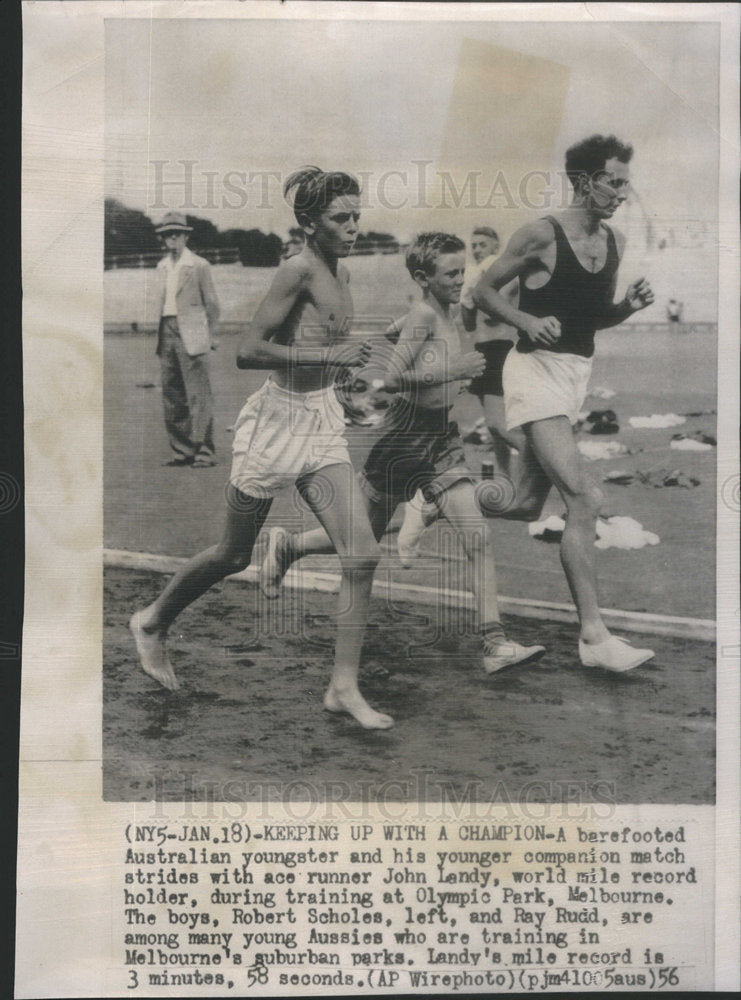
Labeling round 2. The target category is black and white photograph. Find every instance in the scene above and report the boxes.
[102,16,720,803]
[17,3,739,996]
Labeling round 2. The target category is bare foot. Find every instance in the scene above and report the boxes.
[324,684,393,730]
[129,610,179,691]
[259,526,291,599]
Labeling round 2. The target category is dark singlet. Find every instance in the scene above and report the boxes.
[516,215,619,359]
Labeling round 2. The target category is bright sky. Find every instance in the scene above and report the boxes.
[106,17,719,244]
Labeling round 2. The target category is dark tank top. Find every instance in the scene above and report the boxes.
[516,215,619,359]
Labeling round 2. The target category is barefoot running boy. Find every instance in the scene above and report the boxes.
[260,232,545,676]
[473,134,656,672]
[131,166,393,729]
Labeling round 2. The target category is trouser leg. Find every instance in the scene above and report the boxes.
[180,345,215,458]
[159,318,196,460]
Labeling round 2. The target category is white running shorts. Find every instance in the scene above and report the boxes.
[229,378,351,498]
[503,348,593,430]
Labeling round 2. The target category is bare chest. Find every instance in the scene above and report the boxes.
[291,270,354,344]
[563,230,609,273]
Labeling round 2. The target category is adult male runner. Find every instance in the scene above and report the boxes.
[473,134,655,672]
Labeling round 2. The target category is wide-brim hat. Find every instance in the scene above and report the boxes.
[155,211,193,234]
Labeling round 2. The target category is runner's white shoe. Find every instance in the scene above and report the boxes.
[579,635,654,672]
[483,639,546,674]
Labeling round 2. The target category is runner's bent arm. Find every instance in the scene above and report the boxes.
[460,304,478,332]
[459,272,479,332]
[472,221,561,346]
[237,260,369,371]
[381,304,484,392]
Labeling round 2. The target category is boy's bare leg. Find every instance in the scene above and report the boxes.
[297,465,393,729]
[260,485,391,593]
[439,479,545,672]
[130,486,272,689]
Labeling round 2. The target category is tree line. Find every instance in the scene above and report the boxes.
[105,199,284,267]
[105,199,401,268]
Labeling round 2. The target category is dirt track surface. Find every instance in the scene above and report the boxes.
[104,568,715,805]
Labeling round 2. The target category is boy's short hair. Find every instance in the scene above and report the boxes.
[565,134,633,190]
[284,166,361,223]
[406,232,466,278]
[472,225,499,242]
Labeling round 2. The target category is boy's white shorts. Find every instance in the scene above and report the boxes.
[230,378,351,498]
[503,348,593,430]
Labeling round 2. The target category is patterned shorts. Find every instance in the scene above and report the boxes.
[359,400,474,505]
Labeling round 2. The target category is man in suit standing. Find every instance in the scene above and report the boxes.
[155,211,220,467]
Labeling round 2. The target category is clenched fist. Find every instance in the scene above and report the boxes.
[523,315,561,346]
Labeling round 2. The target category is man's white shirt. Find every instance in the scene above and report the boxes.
[162,246,196,317]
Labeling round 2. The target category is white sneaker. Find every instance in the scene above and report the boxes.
[483,639,546,674]
[579,635,654,673]
[397,499,434,567]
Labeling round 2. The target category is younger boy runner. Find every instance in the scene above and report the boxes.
[396,224,525,565]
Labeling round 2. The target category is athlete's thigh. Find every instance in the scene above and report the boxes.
[298,463,382,554]
[526,416,591,499]
[221,484,273,560]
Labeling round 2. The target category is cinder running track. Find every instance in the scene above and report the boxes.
[103,568,714,804]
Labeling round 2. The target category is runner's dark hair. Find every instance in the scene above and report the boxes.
[565,134,633,190]
[284,166,361,222]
